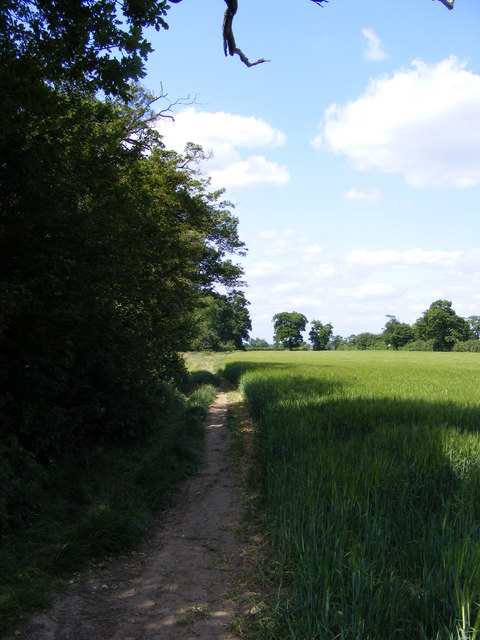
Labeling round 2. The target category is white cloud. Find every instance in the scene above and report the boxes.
[271,282,299,294]
[210,156,289,189]
[313,264,335,279]
[301,244,323,262]
[242,229,480,340]
[362,28,388,62]
[337,283,394,298]
[257,229,295,240]
[255,229,295,256]
[161,107,286,150]
[344,187,381,201]
[346,248,462,267]
[157,107,289,189]
[264,239,290,257]
[246,260,283,278]
[356,283,394,296]
[312,57,480,188]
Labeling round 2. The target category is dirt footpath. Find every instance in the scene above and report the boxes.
[11,391,246,640]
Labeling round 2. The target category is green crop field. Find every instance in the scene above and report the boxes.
[224,351,480,639]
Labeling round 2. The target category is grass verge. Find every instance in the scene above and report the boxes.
[225,388,286,640]
[0,378,217,637]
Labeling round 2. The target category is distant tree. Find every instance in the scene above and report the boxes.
[467,316,480,340]
[330,335,346,350]
[309,320,333,351]
[273,312,308,351]
[247,337,270,350]
[383,315,414,349]
[414,300,472,351]
[351,333,385,350]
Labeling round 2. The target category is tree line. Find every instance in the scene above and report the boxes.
[246,300,480,352]
[0,1,250,475]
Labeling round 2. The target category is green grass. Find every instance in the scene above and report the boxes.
[182,351,229,374]
[0,376,218,637]
[224,351,480,640]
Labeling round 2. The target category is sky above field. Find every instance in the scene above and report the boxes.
[144,0,480,341]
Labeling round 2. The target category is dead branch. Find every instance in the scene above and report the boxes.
[169,0,454,68]
[222,0,269,67]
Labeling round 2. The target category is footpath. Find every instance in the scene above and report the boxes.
[9,391,247,640]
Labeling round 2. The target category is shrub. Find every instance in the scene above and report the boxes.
[453,340,480,352]
[400,339,434,351]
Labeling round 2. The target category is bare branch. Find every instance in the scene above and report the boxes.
[154,83,197,121]
[169,0,454,69]
[222,0,269,67]
[437,0,454,8]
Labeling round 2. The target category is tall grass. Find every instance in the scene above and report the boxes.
[225,351,480,639]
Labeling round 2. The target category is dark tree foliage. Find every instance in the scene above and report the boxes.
[0,85,245,463]
[1,0,248,471]
[0,0,174,97]
[189,290,252,351]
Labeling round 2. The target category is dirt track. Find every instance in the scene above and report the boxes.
[9,391,246,640]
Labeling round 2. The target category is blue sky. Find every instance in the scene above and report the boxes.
[143,0,479,341]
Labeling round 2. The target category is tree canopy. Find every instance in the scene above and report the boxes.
[273,312,308,351]
[383,316,415,350]
[189,290,252,351]
[413,300,472,351]
[309,320,333,351]
[1,0,175,97]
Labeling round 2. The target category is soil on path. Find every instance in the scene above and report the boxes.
[10,391,247,640]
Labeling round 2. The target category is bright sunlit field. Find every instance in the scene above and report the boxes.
[224,350,480,640]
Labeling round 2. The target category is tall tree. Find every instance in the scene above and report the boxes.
[273,312,308,351]
[309,320,333,351]
[190,290,251,351]
[414,300,471,351]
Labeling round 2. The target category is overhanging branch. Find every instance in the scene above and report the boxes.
[222,0,269,67]
[169,0,455,68]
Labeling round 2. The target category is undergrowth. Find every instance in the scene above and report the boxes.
[0,376,217,637]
